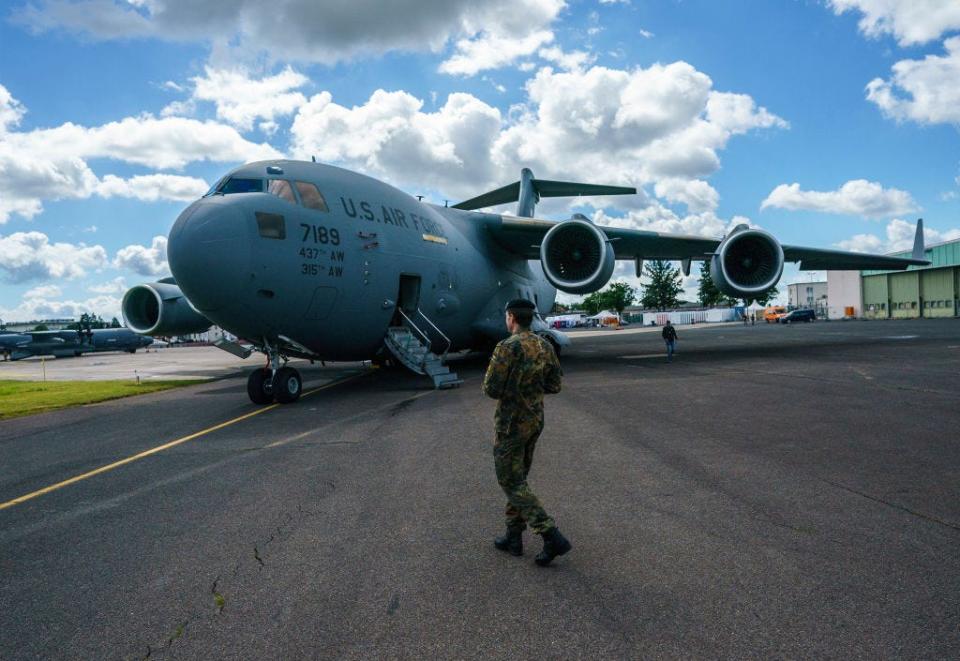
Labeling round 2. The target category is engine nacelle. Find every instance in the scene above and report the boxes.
[540,218,616,294]
[711,226,784,300]
[122,282,212,336]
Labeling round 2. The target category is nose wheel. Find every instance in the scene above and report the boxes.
[273,366,302,403]
[246,366,303,404]
[247,338,303,405]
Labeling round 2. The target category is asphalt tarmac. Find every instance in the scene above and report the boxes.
[1,319,958,659]
[0,345,260,382]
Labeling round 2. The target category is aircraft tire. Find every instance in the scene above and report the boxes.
[273,367,302,404]
[247,368,274,405]
[546,337,562,357]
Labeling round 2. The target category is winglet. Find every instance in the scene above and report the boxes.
[912,218,925,261]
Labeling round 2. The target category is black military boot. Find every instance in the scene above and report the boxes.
[494,528,523,556]
[534,527,572,566]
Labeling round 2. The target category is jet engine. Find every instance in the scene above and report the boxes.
[540,218,615,294]
[122,282,211,336]
[711,225,784,300]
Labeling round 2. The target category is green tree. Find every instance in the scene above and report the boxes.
[747,285,779,307]
[580,290,604,315]
[110,317,122,328]
[697,261,737,307]
[640,260,683,310]
[68,313,109,331]
[601,281,636,316]
[32,324,49,331]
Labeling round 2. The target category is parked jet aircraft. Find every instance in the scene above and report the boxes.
[0,328,153,361]
[121,160,928,404]
[0,331,32,360]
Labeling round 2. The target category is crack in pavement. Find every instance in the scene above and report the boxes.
[126,496,327,658]
[821,479,960,533]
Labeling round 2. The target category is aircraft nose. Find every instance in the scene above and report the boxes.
[167,199,250,312]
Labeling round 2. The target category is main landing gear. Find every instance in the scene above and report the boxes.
[246,340,302,405]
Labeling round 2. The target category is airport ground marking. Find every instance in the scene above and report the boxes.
[0,372,365,511]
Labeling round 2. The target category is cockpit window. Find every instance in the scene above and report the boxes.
[216,177,264,195]
[295,181,329,212]
[267,179,296,204]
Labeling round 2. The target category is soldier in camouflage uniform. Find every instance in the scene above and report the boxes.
[483,298,572,566]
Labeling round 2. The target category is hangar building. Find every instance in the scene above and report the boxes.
[827,237,960,319]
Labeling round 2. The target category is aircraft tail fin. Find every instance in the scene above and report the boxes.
[912,218,925,261]
[452,168,636,218]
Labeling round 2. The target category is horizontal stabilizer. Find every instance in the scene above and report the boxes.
[452,182,521,211]
[531,180,637,199]
[453,169,635,215]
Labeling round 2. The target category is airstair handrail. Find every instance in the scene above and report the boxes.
[397,308,432,354]
[415,308,451,359]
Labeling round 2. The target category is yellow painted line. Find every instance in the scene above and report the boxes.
[0,372,364,511]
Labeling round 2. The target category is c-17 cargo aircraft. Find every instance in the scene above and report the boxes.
[0,328,153,361]
[120,160,929,404]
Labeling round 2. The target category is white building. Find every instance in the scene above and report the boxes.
[826,271,863,319]
[787,281,828,311]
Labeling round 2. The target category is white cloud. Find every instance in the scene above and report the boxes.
[290,62,785,211]
[17,0,566,74]
[189,66,308,131]
[113,236,169,276]
[1,294,123,323]
[837,218,960,253]
[653,178,719,213]
[95,174,208,202]
[0,232,108,283]
[865,36,960,125]
[0,83,274,223]
[0,84,26,134]
[829,0,960,46]
[441,30,555,75]
[706,92,789,134]
[23,284,62,299]
[536,46,595,72]
[292,90,503,198]
[88,276,127,295]
[761,179,919,219]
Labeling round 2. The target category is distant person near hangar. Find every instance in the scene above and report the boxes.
[662,319,678,362]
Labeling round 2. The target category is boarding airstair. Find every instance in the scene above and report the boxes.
[384,310,462,389]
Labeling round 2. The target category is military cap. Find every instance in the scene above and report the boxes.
[505,298,536,312]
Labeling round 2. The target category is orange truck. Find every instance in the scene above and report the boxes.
[764,306,788,323]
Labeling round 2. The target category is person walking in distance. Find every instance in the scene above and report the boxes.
[662,319,678,362]
[482,299,571,567]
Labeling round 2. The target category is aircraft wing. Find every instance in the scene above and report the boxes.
[481,215,929,269]
[779,246,924,270]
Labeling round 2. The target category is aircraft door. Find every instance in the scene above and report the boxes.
[397,274,421,315]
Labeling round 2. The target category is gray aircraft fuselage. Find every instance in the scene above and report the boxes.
[169,160,556,360]
[1,328,152,361]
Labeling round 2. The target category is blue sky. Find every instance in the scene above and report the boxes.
[1,0,959,320]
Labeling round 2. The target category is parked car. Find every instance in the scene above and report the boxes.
[764,306,787,323]
[781,309,816,323]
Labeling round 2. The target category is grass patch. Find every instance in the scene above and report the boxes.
[0,379,202,420]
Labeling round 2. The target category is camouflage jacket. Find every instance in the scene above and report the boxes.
[482,331,562,435]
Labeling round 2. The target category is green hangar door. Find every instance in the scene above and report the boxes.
[862,275,889,319]
[889,272,920,319]
[921,268,955,318]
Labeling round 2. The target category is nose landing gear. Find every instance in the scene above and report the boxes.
[246,339,303,405]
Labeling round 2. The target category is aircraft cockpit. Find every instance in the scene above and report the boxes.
[204,176,329,212]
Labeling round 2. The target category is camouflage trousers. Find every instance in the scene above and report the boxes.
[494,425,555,534]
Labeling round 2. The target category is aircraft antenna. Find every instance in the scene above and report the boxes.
[416,195,424,201]
[311,155,316,163]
